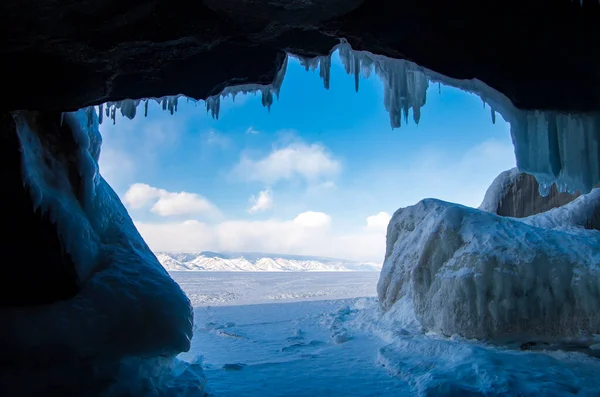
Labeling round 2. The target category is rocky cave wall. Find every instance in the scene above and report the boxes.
[1,1,599,394]
[1,0,599,113]
[495,174,583,218]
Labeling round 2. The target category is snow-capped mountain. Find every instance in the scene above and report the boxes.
[155,251,382,272]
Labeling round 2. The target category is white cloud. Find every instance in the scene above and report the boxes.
[366,212,391,231]
[233,141,341,184]
[152,191,218,217]
[123,183,219,217]
[293,211,331,228]
[135,211,385,262]
[248,189,274,214]
[246,127,260,135]
[123,183,162,208]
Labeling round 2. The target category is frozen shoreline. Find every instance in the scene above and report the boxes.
[174,272,600,397]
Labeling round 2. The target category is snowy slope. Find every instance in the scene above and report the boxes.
[156,251,382,272]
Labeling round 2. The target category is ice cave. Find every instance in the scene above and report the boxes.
[1,0,600,395]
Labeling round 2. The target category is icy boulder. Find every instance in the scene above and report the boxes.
[378,191,600,342]
[479,167,590,219]
[1,110,201,396]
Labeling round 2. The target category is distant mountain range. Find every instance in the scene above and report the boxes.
[155,251,382,272]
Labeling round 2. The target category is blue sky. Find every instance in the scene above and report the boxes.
[99,51,515,261]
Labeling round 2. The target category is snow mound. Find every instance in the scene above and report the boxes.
[378,190,600,343]
[3,110,200,395]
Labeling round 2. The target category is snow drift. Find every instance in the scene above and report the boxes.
[378,180,600,343]
[2,110,202,396]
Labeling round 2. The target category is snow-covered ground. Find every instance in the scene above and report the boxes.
[172,271,380,307]
[172,272,600,397]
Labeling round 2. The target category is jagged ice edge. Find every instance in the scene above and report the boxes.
[88,41,600,196]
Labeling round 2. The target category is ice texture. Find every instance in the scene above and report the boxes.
[378,190,600,343]
[4,110,201,396]
[92,41,600,195]
[377,336,600,397]
[478,168,522,213]
[478,167,587,218]
[100,56,288,125]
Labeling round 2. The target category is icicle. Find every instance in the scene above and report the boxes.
[261,88,273,111]
[167,97,177,115]
[120,99,137,120]
[86,107,94,126]
[98,103,103,124]
[538,182,552,197]
[83,39,600,196]
[438,82,441,95]
[319,56,331,90]
[205,96,221,119]
[354,57,360,92]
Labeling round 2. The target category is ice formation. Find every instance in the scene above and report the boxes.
[93,41,600,196]
[3,110,202,396]
[378,182,600,343]
[100,56,288,125]
[479,167,588,218]
[478,168,522,213]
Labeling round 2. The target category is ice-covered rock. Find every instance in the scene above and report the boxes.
[1,110,201,396]
[479,167,587,219]
[378,190,600,343]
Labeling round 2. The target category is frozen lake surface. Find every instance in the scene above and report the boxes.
[171,272,600,397]
[171,271,380,307]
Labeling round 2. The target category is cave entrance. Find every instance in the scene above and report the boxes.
[95,48,529,396]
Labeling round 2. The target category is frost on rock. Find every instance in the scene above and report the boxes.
[98,56,289,124]
[4,109,202,396]
[378,189,600,343]
[479,167,588,218]
[478,168,522,214]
